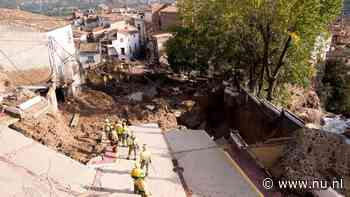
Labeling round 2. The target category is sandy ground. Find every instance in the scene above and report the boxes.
[11,69,200,163]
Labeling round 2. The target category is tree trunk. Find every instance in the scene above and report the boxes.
[266,35,292,101]
[257,65,265,97]
[267,79,277,101]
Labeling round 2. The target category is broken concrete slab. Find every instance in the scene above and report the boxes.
[165,130,262,197]
[0,125,96,195]
[18,96,42,110]
[145,105,155,111]
[127,92,143,102]
[165,129,263,197]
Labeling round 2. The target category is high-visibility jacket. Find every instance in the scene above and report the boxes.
[104,123,113,132]
[116,124,124,134]
[140,150,151,162]
[127,137,138,147]
[131,167,145,179]
[123,126,129,135]
[135,178,146,192]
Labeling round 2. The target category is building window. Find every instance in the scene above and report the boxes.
[121,48,125,55]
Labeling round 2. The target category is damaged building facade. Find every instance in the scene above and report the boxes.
[0,9,82,98]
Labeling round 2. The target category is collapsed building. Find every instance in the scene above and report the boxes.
[0,8,83,115]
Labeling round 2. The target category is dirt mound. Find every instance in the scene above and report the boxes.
[0,72,10,92]
[273,128,350,195]
[12,113,105,163]
[2,88,37,106]
[287,86,323,124]
[126,103,178,130]
[64,89,115,114]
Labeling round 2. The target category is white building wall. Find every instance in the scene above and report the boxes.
[80,53,101,67]
[134,19,146,45]
[46,25,77,81]
[0,24,50,72]
[0,24,78,84]
[112,32,140,59]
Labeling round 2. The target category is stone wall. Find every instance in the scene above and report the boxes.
[180,86,304,145]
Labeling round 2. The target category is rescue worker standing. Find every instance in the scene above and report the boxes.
[127,132,138,160]
[104,119,113,142]
[116,120,124,146]
[121,121,129,146]
[130,162,145,194]
[135,178,152,197]
[140,144,152,176]
[111,121,120,153]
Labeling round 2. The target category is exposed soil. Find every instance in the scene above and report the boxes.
[9,64,205,163]
[12,112,105,163]
[272,128,350,196]
[4,68,51,86]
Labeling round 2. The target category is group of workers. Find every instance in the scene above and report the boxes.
[104,119,153,197]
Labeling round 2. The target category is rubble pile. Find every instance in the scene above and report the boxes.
[274,128,350,195]
[12,112,105,163]
[126,100,178,130]
[63,89,115,114]
[287,86,323,125]
[1,88,37,106]
[0,72,10,92]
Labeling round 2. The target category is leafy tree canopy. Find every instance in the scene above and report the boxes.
[167,0,342,101]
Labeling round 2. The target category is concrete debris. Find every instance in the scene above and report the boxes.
[70,113,80,128]
[1,88,37,107]
[145,105,156,111]
[128,92,143,102]
[173,110,182,117]
[273,128,350,196]
[143,86,158,99]
[322,115,350,134]
[18,96,42,111]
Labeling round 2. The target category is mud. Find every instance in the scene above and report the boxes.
[273,128,350,196]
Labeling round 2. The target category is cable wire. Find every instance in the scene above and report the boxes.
[0,48,34,85]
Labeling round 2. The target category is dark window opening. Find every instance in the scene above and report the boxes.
[56,88,65,102]
[121,48,125,55]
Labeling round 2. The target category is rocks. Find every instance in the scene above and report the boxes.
[343,128,350,138]
[145,105,156,111]
[274,128,350,196]
[287,86,323,125]
[128,91,143,102]
[143,86,158,100]
[296,108,323,125]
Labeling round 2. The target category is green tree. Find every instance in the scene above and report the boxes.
[322,60,350,113]
[170,0,341,101]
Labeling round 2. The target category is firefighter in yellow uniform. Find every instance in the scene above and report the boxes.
[140,144,152,176]
[135,178,152,197]
[116,121,124,146]
[111,121,120,153]
[104,119,114,142]
[121,121,129,146]
[103,75,108,87]
[130,163,145,194]
[127,132,138,160]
